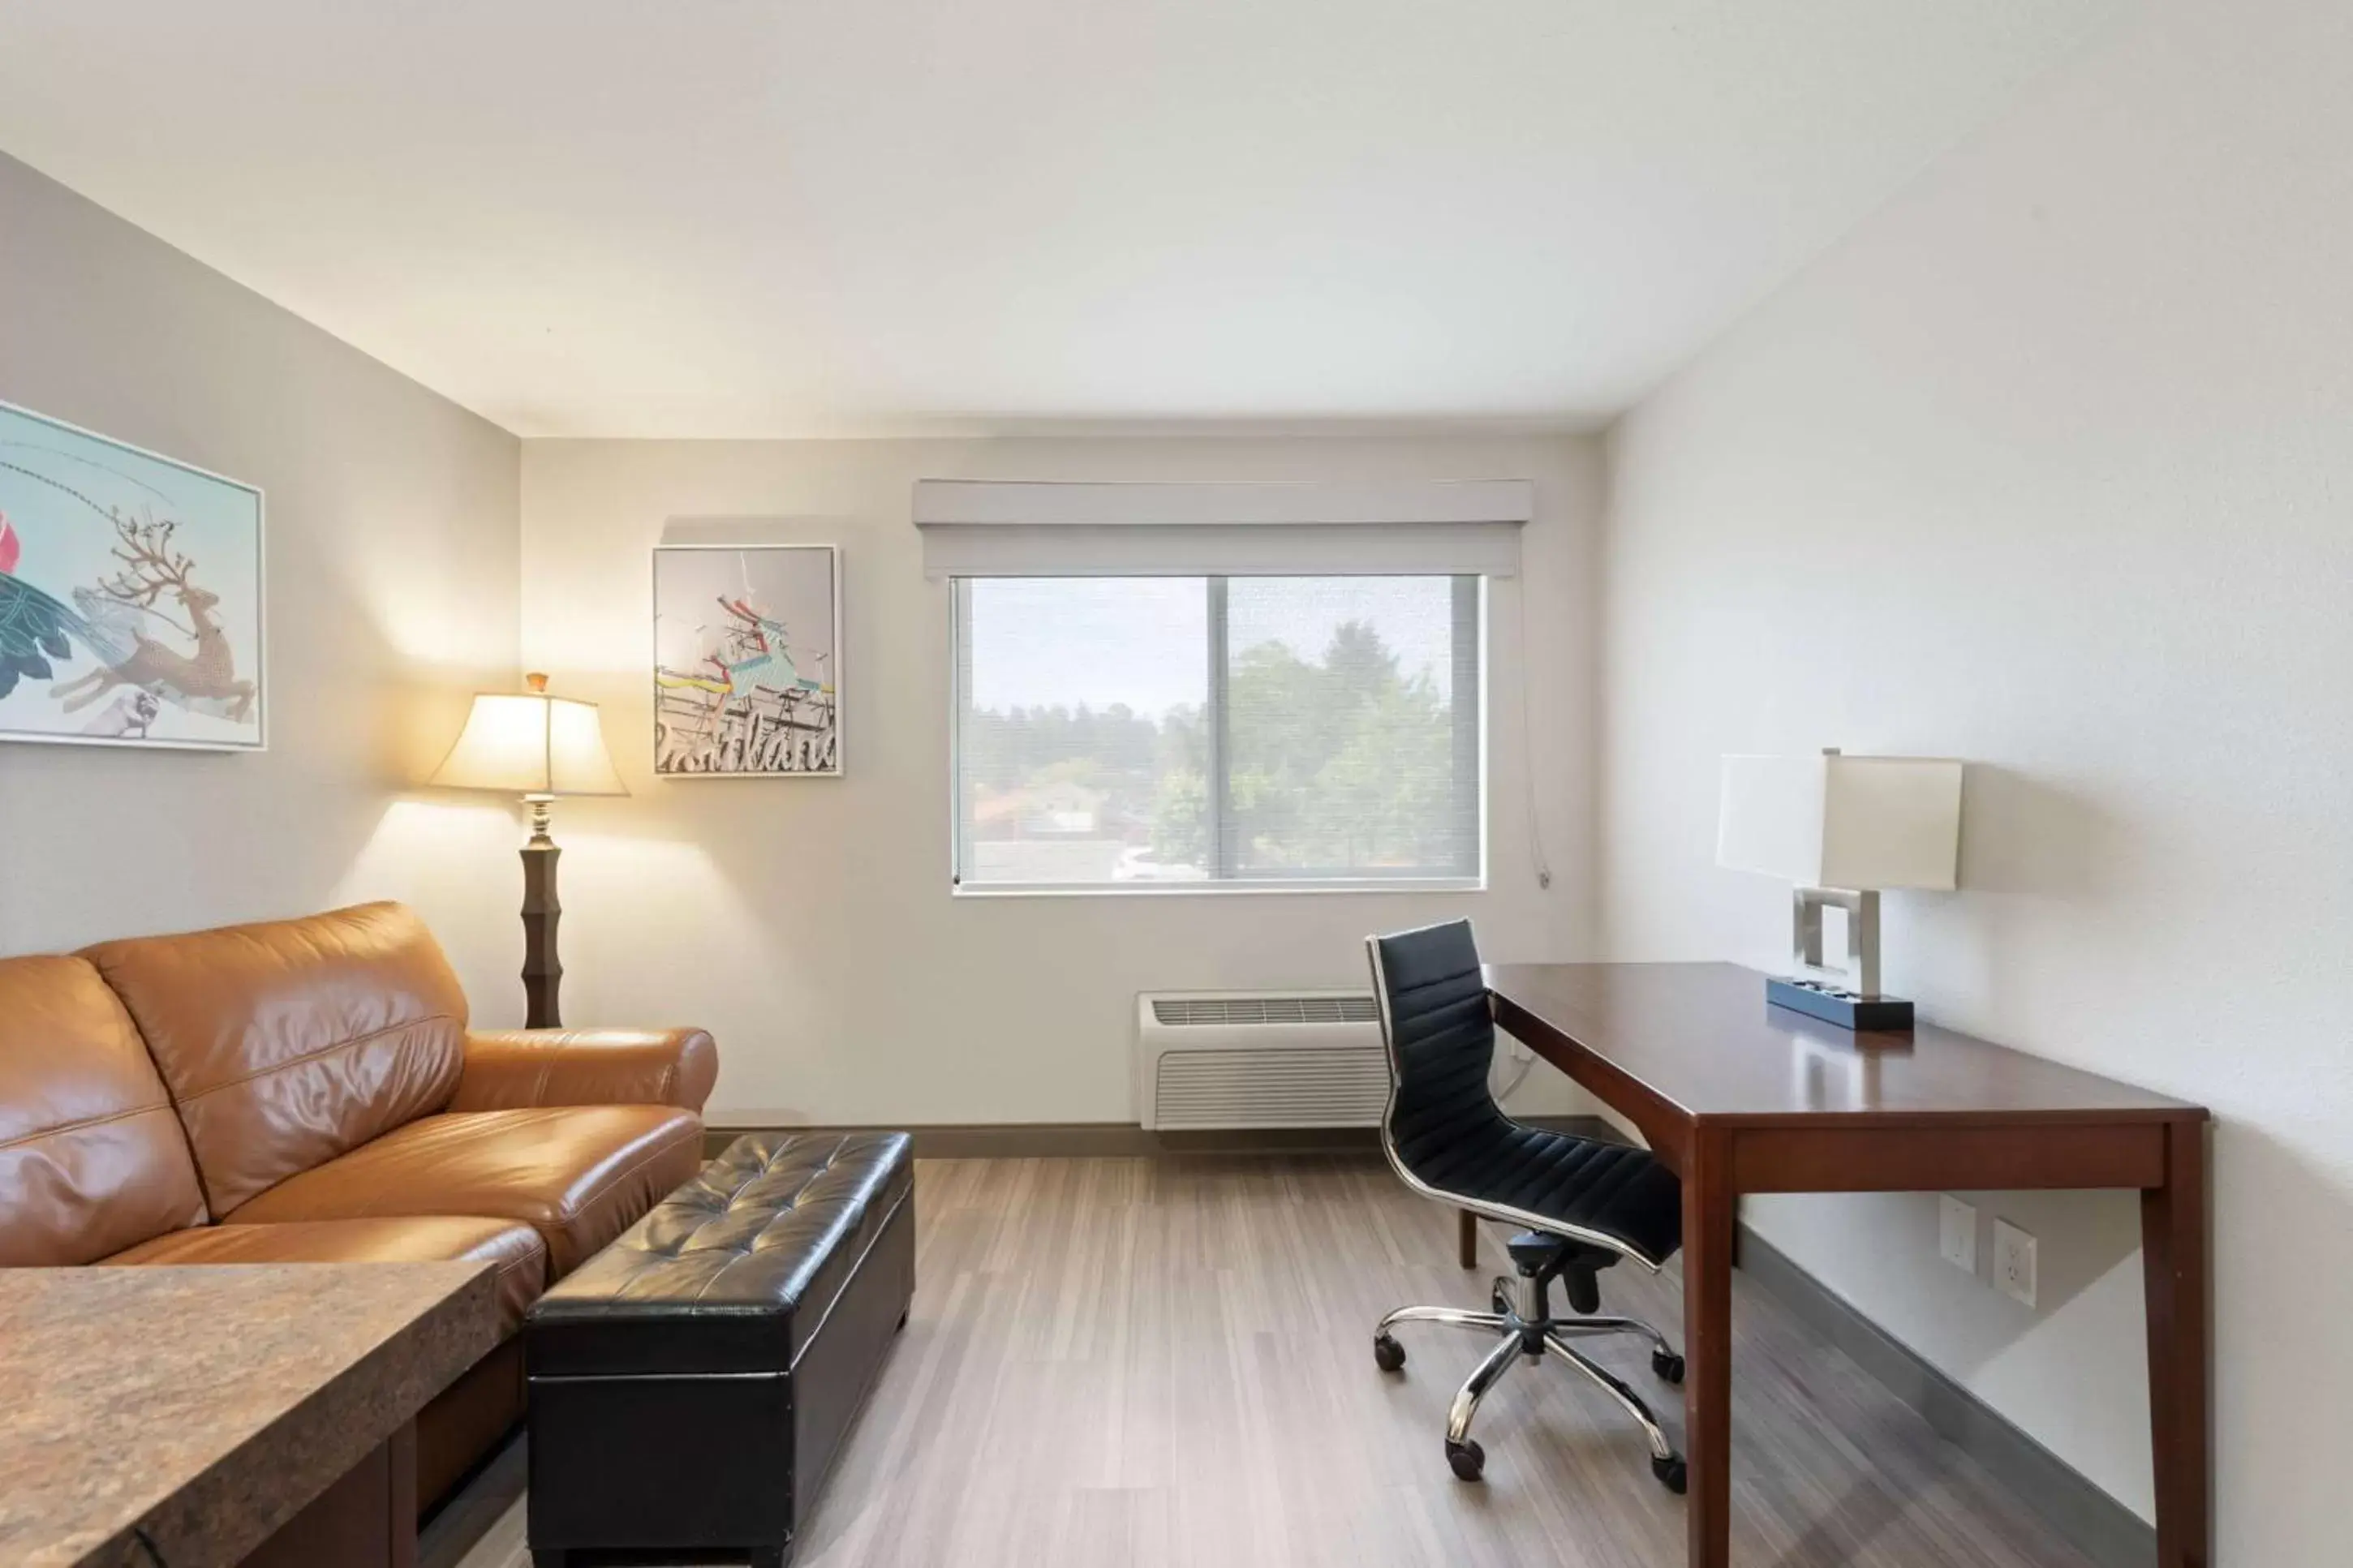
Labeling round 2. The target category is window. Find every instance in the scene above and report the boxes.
[953,575,1482,890]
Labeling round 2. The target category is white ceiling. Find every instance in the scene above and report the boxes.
[0,1,2120,438]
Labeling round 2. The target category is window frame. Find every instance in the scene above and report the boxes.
[949,574,1488,896]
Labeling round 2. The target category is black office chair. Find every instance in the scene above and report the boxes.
[1366,919,1688,1491]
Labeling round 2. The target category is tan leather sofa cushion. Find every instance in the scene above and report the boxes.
[84,902,471,1216]
[227,1105,705,1277]
[0,955,209,1265]
[103,1214,548,1335]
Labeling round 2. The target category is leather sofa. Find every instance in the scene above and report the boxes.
[0,900,717,1510]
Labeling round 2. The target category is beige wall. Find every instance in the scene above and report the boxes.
[521,433,1605,1125]
[1600,0,2351,1549]
[0,153,526,1008]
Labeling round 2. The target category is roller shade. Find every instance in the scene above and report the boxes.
[915,479,1529,578]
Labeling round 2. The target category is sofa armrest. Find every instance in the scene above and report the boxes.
[450,1028,718,1113]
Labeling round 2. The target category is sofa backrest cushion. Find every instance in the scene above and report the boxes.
[0,954,209,1265]
[84,901,471,1216]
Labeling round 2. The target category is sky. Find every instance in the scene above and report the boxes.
[964,576,1460,720]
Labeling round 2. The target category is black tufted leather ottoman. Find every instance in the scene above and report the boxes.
[523,1131,914,1568]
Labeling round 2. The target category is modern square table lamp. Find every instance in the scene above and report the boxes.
[430,672,626,1028]
[1717,750,1964,1032]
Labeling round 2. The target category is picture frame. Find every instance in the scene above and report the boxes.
[0,399,267,752]
[652,542,841,777]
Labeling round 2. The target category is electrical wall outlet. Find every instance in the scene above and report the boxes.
[1938,1195,1978,1274]
[1993,1218,2038,1308]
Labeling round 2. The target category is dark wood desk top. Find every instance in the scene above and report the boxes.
[1486,961,2205,1130]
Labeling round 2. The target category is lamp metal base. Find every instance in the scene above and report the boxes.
[1767,976,1913,1033]
[521,836,563,1029]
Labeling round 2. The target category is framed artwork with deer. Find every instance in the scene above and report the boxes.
[653,542,840,776]
[0,400,265,751]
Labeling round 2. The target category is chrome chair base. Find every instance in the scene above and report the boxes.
[1374,1276,1688,1492]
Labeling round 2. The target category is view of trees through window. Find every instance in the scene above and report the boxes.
[957,577,1479,886]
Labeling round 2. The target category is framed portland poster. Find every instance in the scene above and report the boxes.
[652,542,840,776]
[0,400,266,751]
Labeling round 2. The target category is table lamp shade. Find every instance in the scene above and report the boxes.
[1718,754,1961,891]
[430,679,626,797]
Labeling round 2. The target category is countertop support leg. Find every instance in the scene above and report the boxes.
[2142,1118,2212,1568]
[1682,1129,1735,1568]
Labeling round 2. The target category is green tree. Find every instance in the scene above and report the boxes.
[1224,620,1452,870]
[1150,767,1210,870]
[968,619,1457,874]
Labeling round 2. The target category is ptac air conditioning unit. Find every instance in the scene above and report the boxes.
[1134,990,1392,1131]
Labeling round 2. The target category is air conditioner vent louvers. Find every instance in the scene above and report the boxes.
[1153,1049,1391,1128]
[1138,990,1389,1131]
[1151,994,1379,1027]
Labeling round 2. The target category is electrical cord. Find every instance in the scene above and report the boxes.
[1492,1048,1535,1104]
[1512,585,1554,891]
[132,1527,169,1566]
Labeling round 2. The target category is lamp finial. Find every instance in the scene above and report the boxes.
[526,671,549,694]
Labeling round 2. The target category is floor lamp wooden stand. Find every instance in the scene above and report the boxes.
[431,672,626,1028]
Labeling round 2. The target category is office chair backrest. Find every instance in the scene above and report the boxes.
[1366,920,1512,1185]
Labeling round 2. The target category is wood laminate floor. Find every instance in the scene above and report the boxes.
[454,1156,2106,1568]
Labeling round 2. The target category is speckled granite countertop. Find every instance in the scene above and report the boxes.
[0,1262,499,1568]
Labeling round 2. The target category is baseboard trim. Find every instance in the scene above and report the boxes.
[703,1115,1616,1162]
[1736,1225,2157,1568]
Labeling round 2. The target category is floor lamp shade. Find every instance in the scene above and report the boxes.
[429,685,627,798]
[1718,753,1963,1031]
[429,675,625,1028]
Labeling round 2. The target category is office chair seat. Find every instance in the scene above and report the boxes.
[1367,919,1688,1491]
[1392,1108,1684,1270]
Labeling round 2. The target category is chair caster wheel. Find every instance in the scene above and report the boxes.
[1373,1334,1406,1373]
[1652,1453,1688,1494]
[1652,1347,1686,1385]
[1445,1438,1486,1482]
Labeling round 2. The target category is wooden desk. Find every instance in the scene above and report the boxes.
[1485,961,2210,1568]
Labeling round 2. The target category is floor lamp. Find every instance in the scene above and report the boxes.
[430,672,626,1027]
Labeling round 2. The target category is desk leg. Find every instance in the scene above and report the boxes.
[1458,1209,1478,1269]
[1682,1130,1734,1568]
[2143,1119,2211,1568]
